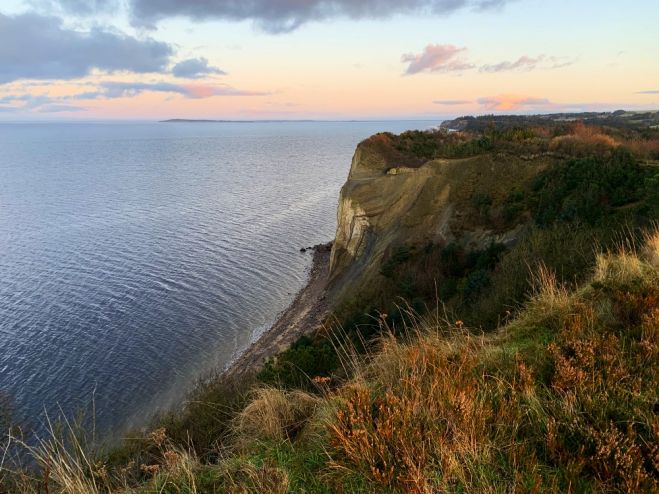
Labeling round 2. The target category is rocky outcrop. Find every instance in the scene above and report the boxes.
[328,134,552,300]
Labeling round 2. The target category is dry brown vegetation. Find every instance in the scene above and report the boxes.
[549,121,619,156]
[624,138,659,160]
[546,121,659,160]
[234,388,320,445]
[327,232,659,493]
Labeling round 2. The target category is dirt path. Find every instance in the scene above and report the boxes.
[223,244,332,381]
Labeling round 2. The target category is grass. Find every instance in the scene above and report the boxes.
[326,233,659,493]
[233,388,320,445]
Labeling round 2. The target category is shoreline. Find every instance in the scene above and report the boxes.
[223,243,332,381]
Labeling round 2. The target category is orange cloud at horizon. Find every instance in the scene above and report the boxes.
[477,95,551,111]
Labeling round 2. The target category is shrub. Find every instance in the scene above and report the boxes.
[549,121,618,157]
[532,149,645,226]
[257,336,338,390]
[380,246,411,279]
[330,339,488,493]
[622,137,659,159]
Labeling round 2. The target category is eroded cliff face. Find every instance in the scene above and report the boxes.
[328,133,550,300]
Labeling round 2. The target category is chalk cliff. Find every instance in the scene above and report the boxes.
[328,132,552,300]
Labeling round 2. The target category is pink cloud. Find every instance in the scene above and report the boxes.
[183,84,218,99]
[480,55,544,73]
[99,81,268,99]
[402,44,474,75]
[480,54,575,72]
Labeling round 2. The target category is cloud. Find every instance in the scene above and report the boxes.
[0,80,267,113]
[172,58,226,78]
[480,55,544,73]
[0,94,32,104]
[480,54,575,73]
[0,93,85,112]
[433,99,472,105]
[479,55,576,72]
[477,95,551,111]
[0,12,173,84]
[637,90,659,94]
[98,81,265,98]
[117,0,511,33]
[35,0,120,15]
[402,44,474,75]
[548,57,576,69]
[405,49,574,76]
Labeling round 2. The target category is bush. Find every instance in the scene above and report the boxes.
[380,245,411,278]
[257,336,338,390]
[532,149,646,226]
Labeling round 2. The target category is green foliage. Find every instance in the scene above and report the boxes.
[391,127,539,162]
[291,153,658,385]
[471,192,493,218]
[531,149,647,226]
[447,134,494,157]
[330,246,659,493]
[257,336,339,390]
[244,441,346,494]
[337,241,507,339]
[503,188,526,222]
[393,130,442,159]
[379,245,411,278]
[106,375,252,475]
[469,224,629,329]
[644,168,659,209]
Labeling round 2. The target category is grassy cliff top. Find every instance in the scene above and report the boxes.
[365,113,659,169]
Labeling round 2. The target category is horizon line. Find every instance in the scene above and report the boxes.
[0,108,656,125]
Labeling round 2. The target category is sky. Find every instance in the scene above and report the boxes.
[0,0,658,120]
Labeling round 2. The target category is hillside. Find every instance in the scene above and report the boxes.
[2,113,659,493]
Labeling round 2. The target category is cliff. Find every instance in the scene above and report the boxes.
[329,132,549,302]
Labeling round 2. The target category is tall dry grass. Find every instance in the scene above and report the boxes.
[327,230,659,493]
[233,388,320,445]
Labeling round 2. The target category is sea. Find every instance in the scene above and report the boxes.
[0,120,435,439]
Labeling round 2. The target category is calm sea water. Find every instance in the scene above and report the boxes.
[0,121,433,439]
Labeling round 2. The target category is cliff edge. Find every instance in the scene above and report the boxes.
[329,132,549,302]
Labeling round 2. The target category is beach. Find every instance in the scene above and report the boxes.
[223,243,332,380]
